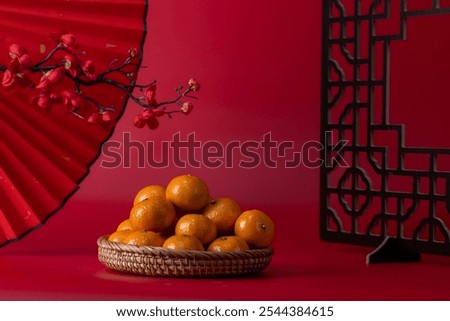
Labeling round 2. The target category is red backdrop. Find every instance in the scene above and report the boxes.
[2,0,322,253]
[7,0,450,253]
[5,0,448,255]
[3,0,450,301]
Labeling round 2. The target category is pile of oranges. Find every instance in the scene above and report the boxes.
[108,174,275,252]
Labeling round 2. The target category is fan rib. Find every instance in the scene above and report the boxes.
[0,167,41,241]
[0,99,88,182]
[3,94,99,166]
[0,116,77,205]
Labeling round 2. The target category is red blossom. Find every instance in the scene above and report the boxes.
[147,115,159,129]
[60,90,82,112]
[8,57,22,73]
[127,72,136,81]
[82,60,96,80]
[181,101,193,115]
[100,111,114,123]
[37,93,51,109]
[63,55,79,77]
[2,46,33,90]
[60,34,77,49]
[37,67,65,89]
[8,44,27,59]
[87,111,114,125]
[144,84,157,105]
[8,44,32,68]
[133,108,162,129]
[2,70,15,88]
[49,92,60,101]
[31,92,55,110]
[1,33,200,129]
[18,54,32,68]
[87,112,101,124]
[36,78,49,90]
[153,109,165,117]
[133,113,146,128]
[2,57,31,90]
[16,74,31,88]
[47,67,65,84]
[141,108,154,119]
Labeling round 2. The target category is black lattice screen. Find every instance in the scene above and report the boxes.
[320,0,450,255]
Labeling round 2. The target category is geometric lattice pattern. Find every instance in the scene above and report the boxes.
[320,0,450,255]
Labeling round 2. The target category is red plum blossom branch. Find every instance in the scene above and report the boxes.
[0,33,199,129]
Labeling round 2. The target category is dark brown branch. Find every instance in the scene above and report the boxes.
[0,39,199,127]
[34,44,70,67]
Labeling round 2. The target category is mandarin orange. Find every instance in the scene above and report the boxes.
[207,236,249,252]
[116,218,133,231]
[163,235,204,251]
[129,197,176,232]
[203,197,241,235]
[166,174,209,211]
[133,185,166,206]
[108,230,133,243]
[234,210,274,248]
[123,230,165,246]
[175,214,217,246]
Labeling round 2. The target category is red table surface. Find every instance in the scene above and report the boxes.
[1,200,450,301]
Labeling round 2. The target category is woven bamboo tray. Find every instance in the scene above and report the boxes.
[97,236,273,277]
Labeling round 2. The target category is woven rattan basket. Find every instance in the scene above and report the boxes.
[97,236,273,277]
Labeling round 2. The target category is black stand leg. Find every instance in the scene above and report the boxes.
[366,237,421,264]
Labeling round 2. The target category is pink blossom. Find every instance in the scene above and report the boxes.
[128,48,139,58]
[181,102,193,115]
[188,78,200,91]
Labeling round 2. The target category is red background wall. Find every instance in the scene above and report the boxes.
[4,0,322,253]
[3,0,450,301]
[5,0,450,255]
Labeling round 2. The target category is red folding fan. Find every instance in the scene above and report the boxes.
[0,0,149,246]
